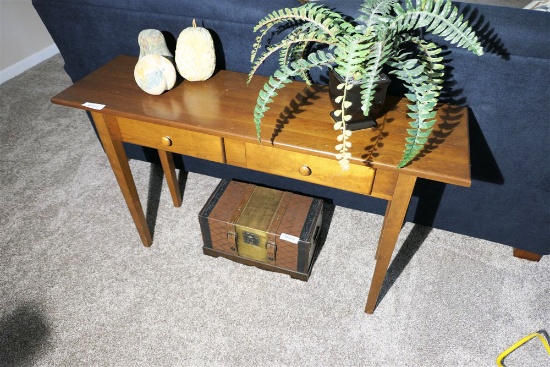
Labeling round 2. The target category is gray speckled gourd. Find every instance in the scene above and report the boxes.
[134,29,176,95]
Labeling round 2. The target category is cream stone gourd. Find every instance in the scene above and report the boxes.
[134,29,176,95]
[175,19,216,81]
[134,54,176,95]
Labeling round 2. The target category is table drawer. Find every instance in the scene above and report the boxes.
[117,117,224,163]
[245,143,375,195]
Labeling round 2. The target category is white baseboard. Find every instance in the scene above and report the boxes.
[0,43,60,85]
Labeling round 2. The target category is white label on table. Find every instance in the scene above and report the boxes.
[82,102,106,110]
[280,233,300,244]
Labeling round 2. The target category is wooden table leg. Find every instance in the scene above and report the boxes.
[158,150,182,207]
[91,112,152,247]
[513,248,542,262]
[365,173,417,314]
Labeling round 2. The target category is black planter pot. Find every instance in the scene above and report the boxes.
[328,70,390,130]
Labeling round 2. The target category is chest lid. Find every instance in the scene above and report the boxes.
[236,186,287,233]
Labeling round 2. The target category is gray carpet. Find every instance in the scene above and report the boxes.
[1,55,549,366]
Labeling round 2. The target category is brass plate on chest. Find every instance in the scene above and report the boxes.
[235,186,287,262]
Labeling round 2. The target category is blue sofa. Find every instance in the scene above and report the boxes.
[33,0,550,256]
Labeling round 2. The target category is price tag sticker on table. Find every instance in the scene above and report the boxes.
[82,102,105,110]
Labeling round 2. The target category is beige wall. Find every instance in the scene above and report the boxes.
[0,0,57,82]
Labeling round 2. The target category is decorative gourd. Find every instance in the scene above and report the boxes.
[134,54,176,95]
[134,29,176,95]
[138,29,173,59]
[175,19,216,81]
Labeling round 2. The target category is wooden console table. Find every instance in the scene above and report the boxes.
[52,55,470,314]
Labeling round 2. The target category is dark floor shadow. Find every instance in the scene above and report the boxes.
[0,303,51,367]
[309,202,336,271]
[374,224,432,309]
[145,163,164,239]
[178,168,189,201]
[145,163,189,241]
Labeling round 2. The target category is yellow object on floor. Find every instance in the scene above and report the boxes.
[496,331,550,366]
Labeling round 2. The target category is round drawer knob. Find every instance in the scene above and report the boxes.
[161,136,172,146]
[298,165,312,176]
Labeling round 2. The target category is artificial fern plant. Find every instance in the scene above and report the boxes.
[248,0,483,169]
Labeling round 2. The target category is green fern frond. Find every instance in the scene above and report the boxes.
[359,35,396,116]
[277,28,303,68]
[389,55,439,167]
[253,71,292,141]
[254,3,346,38]
[333,33,373,77]
[332,36,382,169]
[250,4,337,67]
[405,35,445,95]
[357,0,398,30]
[391,0,483,55]
[248,30,336,84]
[250,29,272,64]
[277,24,327,84]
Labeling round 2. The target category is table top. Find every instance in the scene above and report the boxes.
[52,55,471,187]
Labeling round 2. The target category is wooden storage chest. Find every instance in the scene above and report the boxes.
[199,180,324,280]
